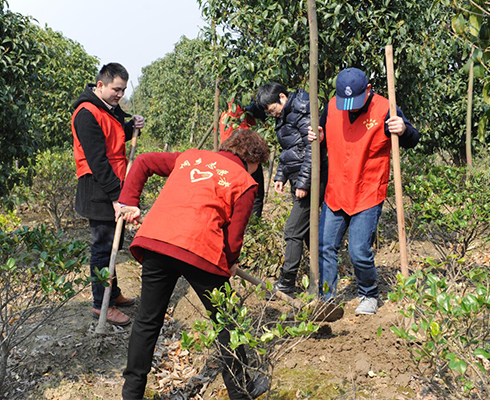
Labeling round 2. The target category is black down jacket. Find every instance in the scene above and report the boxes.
[274,89,316,191]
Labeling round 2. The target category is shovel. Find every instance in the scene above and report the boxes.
[95,127,139,334]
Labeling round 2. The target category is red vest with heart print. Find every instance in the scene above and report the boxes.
[324,94,391,215]
[134,149,257,274]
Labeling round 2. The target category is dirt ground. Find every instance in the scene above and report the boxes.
[1,209,457,400]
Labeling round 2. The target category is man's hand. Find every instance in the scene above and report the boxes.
[386,116,406,136]
[274,180,285,194]
[119,205,142,225]
[133,115,145,129]
[295,188,308,199]
[113,201,121,221]
[308,126,324,142]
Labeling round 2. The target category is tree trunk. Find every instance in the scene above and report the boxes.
[189,101,199,145]
[307,0,320,296]
[465,54,474,169]
[0,340,8,395]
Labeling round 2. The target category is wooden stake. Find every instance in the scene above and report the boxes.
[385,45,409,278]
[95,127,140,334]
[307,0,320,295]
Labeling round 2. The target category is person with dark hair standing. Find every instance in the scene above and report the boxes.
[308,68,420,315]
[118,129,270,400]
[72,62,145,326]
[256,82,327,296]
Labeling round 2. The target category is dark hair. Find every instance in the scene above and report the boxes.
[256,82,288,110]
[96,63,129,85]
[220,129,269,164]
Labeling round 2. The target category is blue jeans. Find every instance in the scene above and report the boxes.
[89,219,123,309]
[318,202,383,300]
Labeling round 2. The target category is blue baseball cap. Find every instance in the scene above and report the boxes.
[335,68,368,111]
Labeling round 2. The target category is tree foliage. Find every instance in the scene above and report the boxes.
[32,27,99,150]
[131,37,215,146]
[0,1,42,197]
[197,0,488,163]
[0,2,98,197]
[449,0,490,143]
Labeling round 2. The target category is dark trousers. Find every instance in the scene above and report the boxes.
[251,163,264,218]
[122,251,251,400]
[89,219,123,309]
[282,172,327,278]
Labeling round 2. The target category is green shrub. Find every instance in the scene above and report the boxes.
[403,154,490,257]
[389,258,490,399]
[29,148,77,231]
[181,278,321,396]
[0,224,88,392]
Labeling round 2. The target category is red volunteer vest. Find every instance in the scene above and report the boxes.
[133,149,257,274]
[72,102,127,182]
[219,102,256,143]
[325,94,391,215]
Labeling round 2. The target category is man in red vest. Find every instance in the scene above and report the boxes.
[118,129,270,400]
[72,63,144,326]
[309,68,420,315]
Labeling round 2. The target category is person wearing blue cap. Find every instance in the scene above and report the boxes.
[308,67,420,314]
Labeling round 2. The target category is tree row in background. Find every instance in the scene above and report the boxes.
[130,37,215,147]
[132,0,488,163]
[0,0,98,197]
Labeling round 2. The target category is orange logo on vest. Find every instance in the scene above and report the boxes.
[363,118,379,130]
[190,169,213,182]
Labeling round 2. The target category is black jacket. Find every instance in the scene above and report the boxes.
[274,89,326,191]
[72,84,134,221]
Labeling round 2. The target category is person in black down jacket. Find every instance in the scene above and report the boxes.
[256,82,327,295]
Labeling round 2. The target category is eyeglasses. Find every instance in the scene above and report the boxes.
[265,103,281,117]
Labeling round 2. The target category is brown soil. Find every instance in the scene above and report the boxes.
[1,209,463,400]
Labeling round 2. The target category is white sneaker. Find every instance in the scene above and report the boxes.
[355,296,378,315]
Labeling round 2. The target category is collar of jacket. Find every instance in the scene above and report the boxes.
[73,84,131,122]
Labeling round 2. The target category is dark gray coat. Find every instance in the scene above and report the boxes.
[274,89,325,191]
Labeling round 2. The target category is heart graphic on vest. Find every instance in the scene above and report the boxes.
[365,122,375,130]
[190,168,213,182]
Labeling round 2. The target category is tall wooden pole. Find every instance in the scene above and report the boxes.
[212,18,220,151]
[213,78,220,151]
[385,45,409,278]
[465,51,474,169]
[307,0,320,295]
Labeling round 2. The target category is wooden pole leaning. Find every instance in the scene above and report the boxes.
[385,45,409,278]
[235,267,300,308]
[307,0,320,295]
[95,127,140,334]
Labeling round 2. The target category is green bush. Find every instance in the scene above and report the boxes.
[28,148,77,231]
[0,224,88,393]
[403,154,490,257]
[181,278,321,396]
[389,258,490,399]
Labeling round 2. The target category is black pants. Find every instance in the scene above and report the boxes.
[88,219,123,309]
[251,163,264,218]
[282,171,327,278]
[122,251,251,400]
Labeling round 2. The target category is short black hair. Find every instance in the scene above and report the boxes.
[256,82,288,110]
[96,63,129,85]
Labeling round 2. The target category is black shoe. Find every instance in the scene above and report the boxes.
[248,374,269,399]
[265,281,297,300]
[265,271,297,300]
